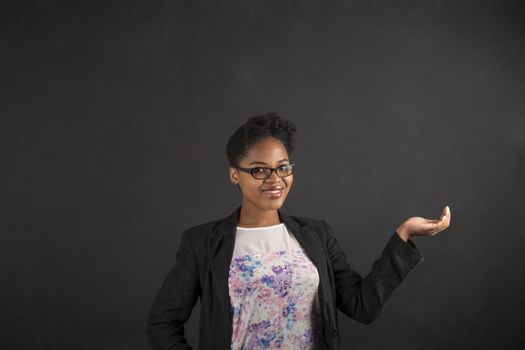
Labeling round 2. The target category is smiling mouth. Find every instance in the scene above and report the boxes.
[261,189,284,198]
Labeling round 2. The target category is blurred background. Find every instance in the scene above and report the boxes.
[1,0,524,349]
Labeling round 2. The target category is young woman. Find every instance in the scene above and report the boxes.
[146,113,451,350]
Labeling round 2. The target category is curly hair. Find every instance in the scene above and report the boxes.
[226,112,297,168]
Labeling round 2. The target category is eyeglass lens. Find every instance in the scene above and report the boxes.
[252,165,293,179]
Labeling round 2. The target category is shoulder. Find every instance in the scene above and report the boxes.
[184,219,220,234]
[289,214,325,227]
[182,219,221,241]
[286,213,333,239]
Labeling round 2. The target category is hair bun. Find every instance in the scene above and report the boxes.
[226,112,298,168]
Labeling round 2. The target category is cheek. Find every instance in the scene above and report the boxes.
[243,181,261,194]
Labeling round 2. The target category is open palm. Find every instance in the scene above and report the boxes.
[396,206,451,240]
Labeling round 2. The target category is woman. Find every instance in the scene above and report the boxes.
[145,113,451,350]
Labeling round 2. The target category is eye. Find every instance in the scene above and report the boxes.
[252,167,266,173]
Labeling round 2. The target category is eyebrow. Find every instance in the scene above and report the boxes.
[248,159,289,166]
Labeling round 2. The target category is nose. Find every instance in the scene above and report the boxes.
[265,169,284,183]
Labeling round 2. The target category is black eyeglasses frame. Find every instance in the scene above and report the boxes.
[233,163,296,180]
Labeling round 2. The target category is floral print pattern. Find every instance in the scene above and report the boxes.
[228,247,324,349]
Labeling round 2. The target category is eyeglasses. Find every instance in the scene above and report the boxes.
[233,163,296,180]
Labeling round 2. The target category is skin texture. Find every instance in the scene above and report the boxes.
[395,205,451,242]
[229,136,452,239]
[229,137,292,228]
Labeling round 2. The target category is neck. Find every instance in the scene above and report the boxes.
[237,202,282,228]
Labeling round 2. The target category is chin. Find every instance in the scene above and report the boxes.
[264,198,286,210]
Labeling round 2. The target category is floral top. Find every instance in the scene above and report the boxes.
[228,223,325,349]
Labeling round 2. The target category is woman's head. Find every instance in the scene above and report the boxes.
[226,113,297,211]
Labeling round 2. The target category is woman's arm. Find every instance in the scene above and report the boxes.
[322,219,423,324]
[145,229,201,350]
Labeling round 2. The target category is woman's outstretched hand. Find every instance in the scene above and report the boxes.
[395,206,451,242]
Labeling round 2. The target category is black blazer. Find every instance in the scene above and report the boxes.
[146,205,424,350]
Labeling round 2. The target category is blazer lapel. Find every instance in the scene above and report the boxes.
[209,205,328,317]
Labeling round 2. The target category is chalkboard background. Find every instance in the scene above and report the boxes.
[2,1,524,349]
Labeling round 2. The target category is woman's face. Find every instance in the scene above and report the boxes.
[229,137,293,211]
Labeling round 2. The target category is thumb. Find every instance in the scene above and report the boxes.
[441,206,449,220]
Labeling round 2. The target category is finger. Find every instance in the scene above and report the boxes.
[425,221,440,228]
[428,219,445,231]
[431,221,447,235]
[428,210,446,223]
[440,207,447,221]
[430,225,445,235]
[442,206,451,227]
[425,227,442,236]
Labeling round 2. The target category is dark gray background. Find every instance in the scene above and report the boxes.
[2,0,524,349]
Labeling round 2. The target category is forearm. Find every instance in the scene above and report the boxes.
[329,228,423,324]
[395,228,410,242]
[146,230,200,349]
[146,307,193,350]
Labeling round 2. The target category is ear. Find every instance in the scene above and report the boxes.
[229,167,239,184]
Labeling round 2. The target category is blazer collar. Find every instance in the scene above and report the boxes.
[210,205,327,311]
[215,204,304,240]
[214,205,321,257]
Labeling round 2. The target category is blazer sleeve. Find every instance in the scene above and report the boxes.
[321,220,424,325]
[145,229,201,350]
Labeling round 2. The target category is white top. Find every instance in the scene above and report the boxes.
[228,222,324,349]
[232,223,303,258]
